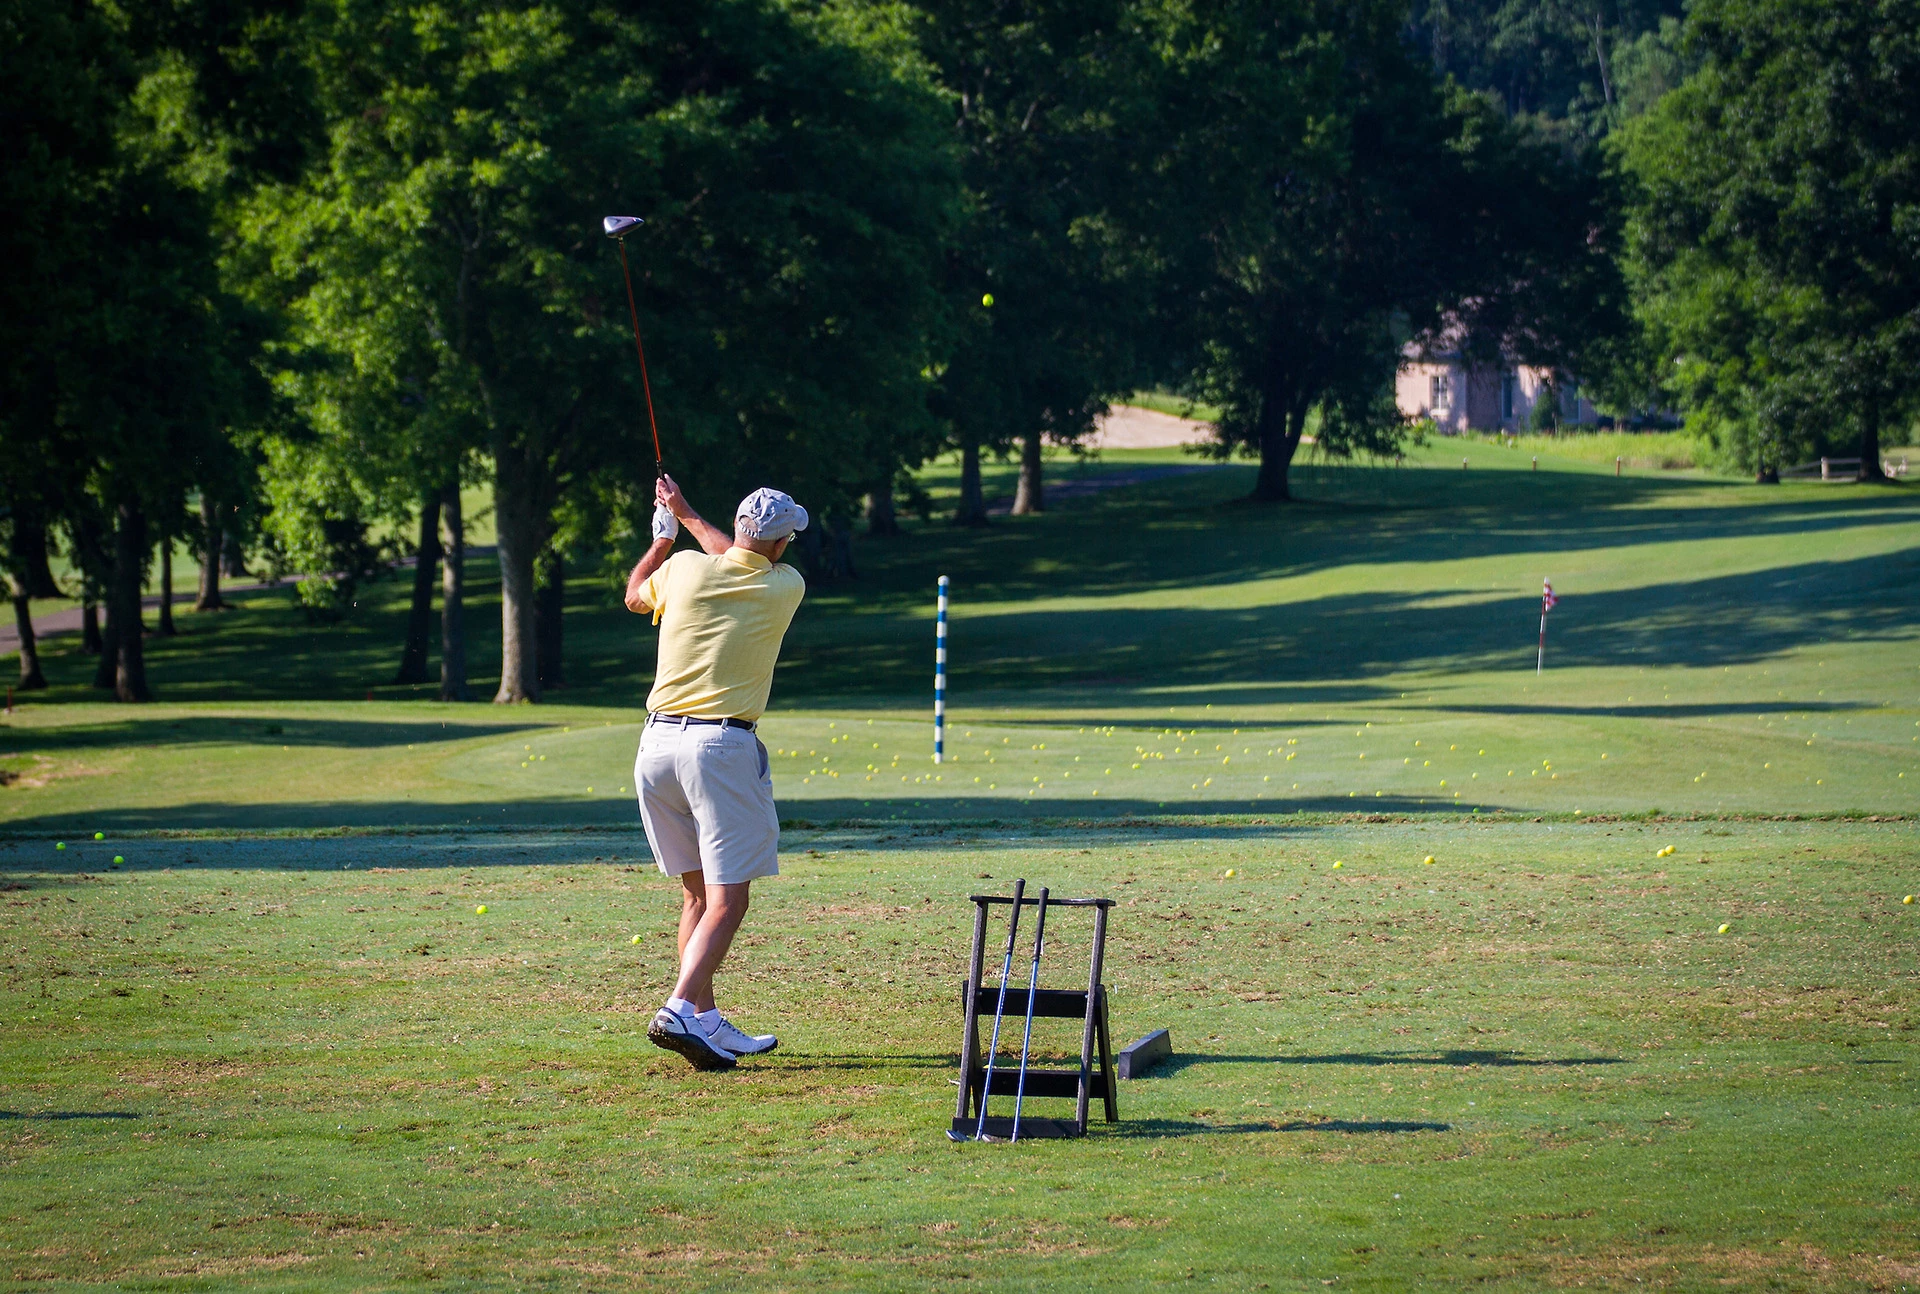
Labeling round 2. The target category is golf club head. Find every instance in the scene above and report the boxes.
[603,215,643,239]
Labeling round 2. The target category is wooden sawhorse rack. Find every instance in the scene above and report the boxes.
[953,892,1118,1139]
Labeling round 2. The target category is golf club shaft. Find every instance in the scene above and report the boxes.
[615,237,664,474]
[1011,887,1050,1142]
[974,878,1025,1140]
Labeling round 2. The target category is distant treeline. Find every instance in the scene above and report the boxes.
[3,0,1913,701]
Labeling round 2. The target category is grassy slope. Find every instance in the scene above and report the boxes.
[0,439,1914,830]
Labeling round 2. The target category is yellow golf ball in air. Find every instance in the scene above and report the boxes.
[112,855,123,865]
[1223,868,1236,879]
[1717,923,1729,934]
[981,292,995,307]
[475,905,488,915]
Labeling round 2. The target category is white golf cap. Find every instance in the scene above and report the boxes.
[735,488,809,541]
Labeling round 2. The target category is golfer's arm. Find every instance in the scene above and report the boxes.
[624,538,675,614]
[678,511,732,556]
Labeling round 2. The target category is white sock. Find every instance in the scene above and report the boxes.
[695,1008,722,1036]
[666,996,699,1020]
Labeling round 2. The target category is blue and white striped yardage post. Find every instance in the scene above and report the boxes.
[934,575,949,764]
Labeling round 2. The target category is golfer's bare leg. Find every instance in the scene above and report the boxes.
[678,873,707,963]
[671,879,751,1013]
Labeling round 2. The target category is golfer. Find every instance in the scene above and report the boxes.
[625,474,808,1071]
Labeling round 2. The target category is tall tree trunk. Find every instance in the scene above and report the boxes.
[195,496,225,610]
[1857,398,1885,481]
[11,583,45,691]
[492,461,540,703]
[1011,430,1044,514]
[156,541,176,635]
[82,600,102,654]
[396,492,442,684]
[1252,381,1303,502]
[107,502,150,701]
[866,477,898,536]
[953,435,988,527]
[439,481,469,701]
[11,518,60,599]
[535,549,564,693]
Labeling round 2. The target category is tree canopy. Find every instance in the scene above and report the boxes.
[1616,0,1920,478]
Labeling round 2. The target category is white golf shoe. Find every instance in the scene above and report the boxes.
[707,1015,778,1056]
[647,1008,736,1071]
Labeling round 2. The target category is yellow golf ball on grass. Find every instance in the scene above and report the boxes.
[1223,868,1236,879]
[1717,923,1730,934]
[475,904,488,915]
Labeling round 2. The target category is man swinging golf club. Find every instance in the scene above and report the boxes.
[625,474,808,1070]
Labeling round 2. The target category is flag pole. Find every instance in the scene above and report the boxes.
[1537,578,1556,674]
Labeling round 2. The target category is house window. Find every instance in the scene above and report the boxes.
[1500,375,1516,420]
[1429,374,1452,412]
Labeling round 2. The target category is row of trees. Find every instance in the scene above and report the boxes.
[3,0,1912,703]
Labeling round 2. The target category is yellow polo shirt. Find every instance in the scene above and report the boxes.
[639,548,806,722]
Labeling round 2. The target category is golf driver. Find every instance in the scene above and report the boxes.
[1010,886,1050,1142]
[951,878,1024,1142]
[602,215,664,477]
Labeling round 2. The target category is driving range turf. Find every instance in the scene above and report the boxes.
[2,440,1916,1289]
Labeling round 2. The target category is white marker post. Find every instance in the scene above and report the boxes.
[934,575,949,763]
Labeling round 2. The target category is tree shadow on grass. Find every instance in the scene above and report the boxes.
[1438,701,1875,719]
[0,716,549,755]
[0,794,1541,836]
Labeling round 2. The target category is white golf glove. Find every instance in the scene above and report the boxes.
[651,504,680,542]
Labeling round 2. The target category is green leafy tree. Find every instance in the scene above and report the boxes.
[913,0,1155,521]
[1617,0,1920,479]
[0,0,276,700]
[1150,0,1622,500]
[255,0,957,701]
[1407,0,1686,139]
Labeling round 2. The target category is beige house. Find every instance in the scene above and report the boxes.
[1396,351,1597,433]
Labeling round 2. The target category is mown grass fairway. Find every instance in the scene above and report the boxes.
[4,824,1916,1289]
[2,445,1917,1289]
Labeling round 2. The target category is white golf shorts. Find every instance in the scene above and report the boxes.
[635,718,781,886]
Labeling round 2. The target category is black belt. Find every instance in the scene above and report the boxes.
[649,712,757,732]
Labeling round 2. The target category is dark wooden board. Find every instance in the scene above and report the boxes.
[962,984,1105,1019]
[1115,1027,1172,1079]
